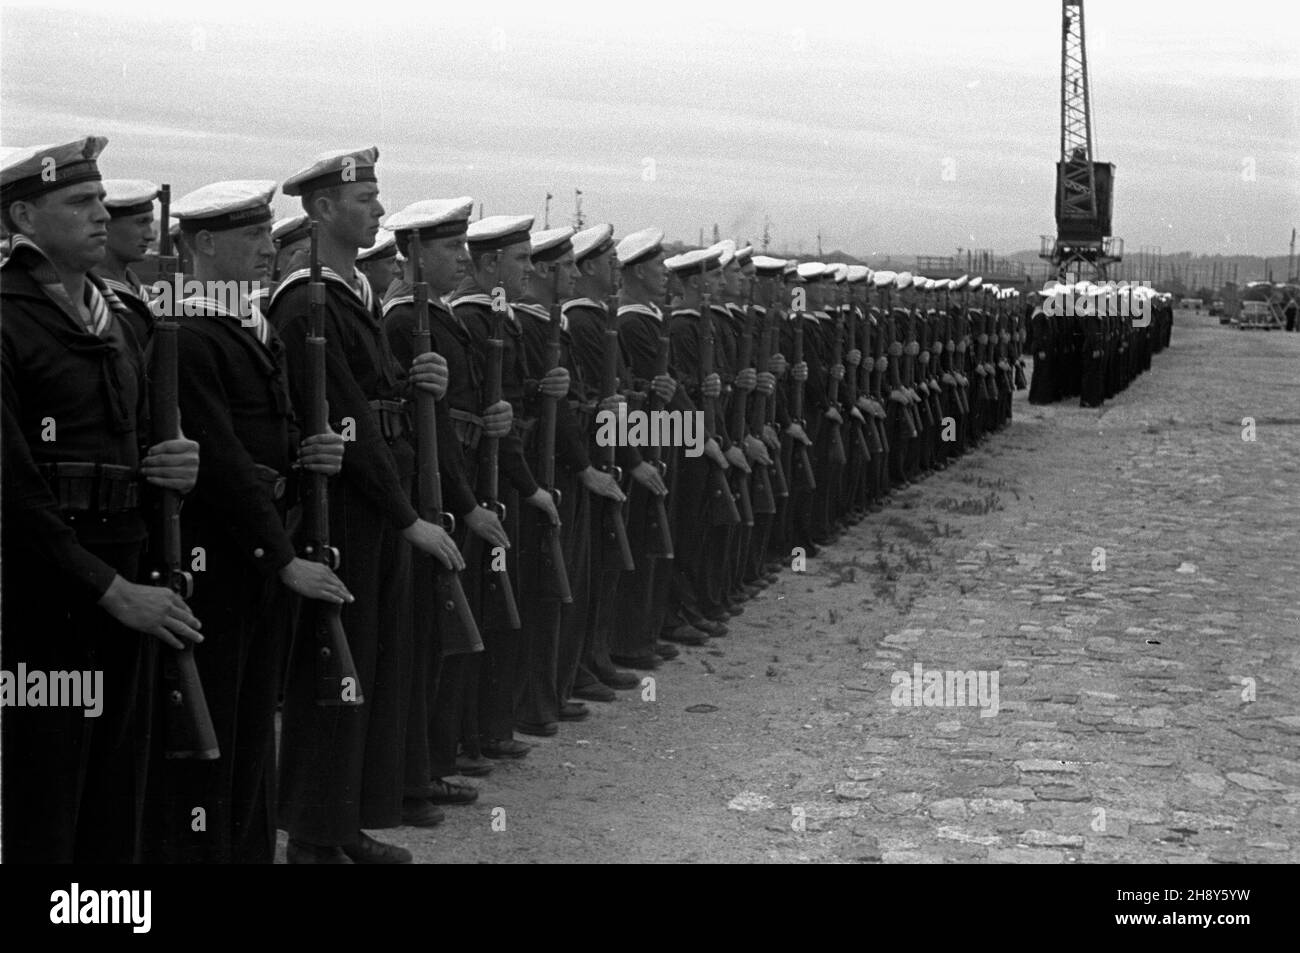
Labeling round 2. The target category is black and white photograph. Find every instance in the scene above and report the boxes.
[0,0,1296,907]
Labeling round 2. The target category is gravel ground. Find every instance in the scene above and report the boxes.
[280,308,1300,863]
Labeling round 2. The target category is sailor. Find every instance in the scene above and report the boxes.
[1,136,201,862]
[94,178,160,342]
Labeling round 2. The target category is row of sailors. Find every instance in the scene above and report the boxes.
[4,138,1149,864]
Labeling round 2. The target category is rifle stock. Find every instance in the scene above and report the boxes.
[698,291,740,526]
[538,288,573,604]
[411,235,482,656]
[600,292,635,571]
[303,221,363,706]
[642,320,675,559]
[791,316,817,490]
[465,308,522,629]
[151,185,220,760]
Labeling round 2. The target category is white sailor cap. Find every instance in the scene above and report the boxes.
[530,226,575,262]
[272,213,311,245]
[283,146,378,197]
[1,135,107,205]
[572,223,615,262]
[752,254,787,276]
[382,197,474,239]
[102,179,159,217]
[168,215,181,239]
[467,214,535,250]
[872,270,897,288]
[734,244,754,265]
[664,246,723,276]
[357,227,397,262]
[923,278,936,292]
[932,278,951,291]
[827,263,849,283]
[709,239,737,269]
[797,261,828,281]
[846,265,870,283]
[952,274,969,291]
[616,227,664,266]
[968,276,983,290]
[894,271,913,290]
[172,180,277,233]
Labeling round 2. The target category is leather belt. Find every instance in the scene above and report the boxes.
[253,463,287,501]
[368,398,409,444]
[448,408,484,452]
[38,462,140,514]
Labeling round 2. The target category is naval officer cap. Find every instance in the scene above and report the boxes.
[530,226,575,263]
[1,135,108,206]
[572,223,615,263]
[467,214,534,251]
[872,270,896,288]
[709,239,737,269]
[383,197,474,241]
[752,254,787,276]
[664,246,722,276]
[616,227,664,266]
[272,212,311,246]
[357,227,397,262]
[172,180,277,233]
[102,179,159,217]
[796,261,827,282]
[282,146,378,197]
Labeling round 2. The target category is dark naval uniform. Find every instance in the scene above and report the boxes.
[2,236,154,863]
[269,266,417,845]
[143,296,296,864]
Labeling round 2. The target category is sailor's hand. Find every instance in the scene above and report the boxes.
[298,430,345,476]
[630,461,668,496]
[142,437,200,493]
[539,366,570,400]
[465,506,510,549]
[482,400,513,438]
[279,558,354,604]
[526,487,561,526]
[403,519,466,570]
[99,576,202,650]
[579,466,626,502]
[411,351,449,399]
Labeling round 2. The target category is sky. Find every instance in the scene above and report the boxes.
[2,0,1297,258]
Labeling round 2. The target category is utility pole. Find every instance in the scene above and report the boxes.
[817,230,823,259]
[573,189,584,230]
[762,216,772,252]
[544,192,552,229]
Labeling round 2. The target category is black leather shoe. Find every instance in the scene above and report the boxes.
[594,668,641,690]
[455,754,494,777]
[661,624,707,646]
[703,608,730,622]
[342,832,412,865]
[559,701,589,721]
[515,721,558,737]
[428,778,479,804]
[653,641,680,660]
[287,839,353,864]
[724,603,743,617]
[611,652,661,670]
[401,798,446,827]
[481,737,531,759]
[691,618,727,636]
[573,681,617,702]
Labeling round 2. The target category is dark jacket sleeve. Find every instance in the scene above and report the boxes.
[272,286,419,530]
[177,328,296,575]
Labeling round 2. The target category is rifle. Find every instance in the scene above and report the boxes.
[698,286,741,526]
[536,276,573,603]
[764,285,790,499]
[747,284,779,513]
[641,293,674,559]
[150,183,220,760]
[726,290,755,527]
[867,305,889,455]
[411,234,481,656]
[881,283,918,441]
[843,296,872,463]
[303,222,363,706]
[462,300,522,629]
[790,305,817,489]
[825,293,848,467]
[600,287,635,570]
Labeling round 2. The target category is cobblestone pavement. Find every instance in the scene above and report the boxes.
[364,309,1299,863]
